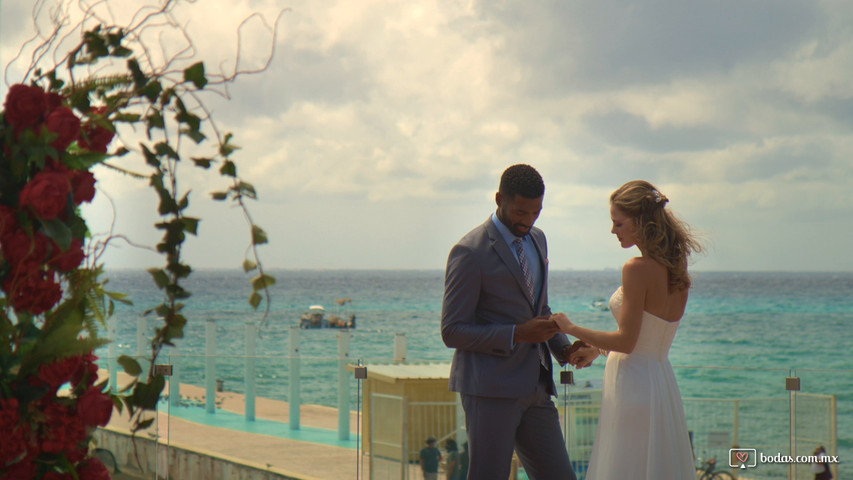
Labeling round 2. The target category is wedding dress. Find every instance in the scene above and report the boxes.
[584,287,697,480]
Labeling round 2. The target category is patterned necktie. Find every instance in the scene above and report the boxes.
[513,238,536,302]
[514,238,548,368]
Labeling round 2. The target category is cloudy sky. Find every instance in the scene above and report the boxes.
[2,0,852,272]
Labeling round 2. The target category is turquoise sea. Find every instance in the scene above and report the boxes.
[97,269,853,465]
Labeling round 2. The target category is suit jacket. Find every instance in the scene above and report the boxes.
[441,216,571,398]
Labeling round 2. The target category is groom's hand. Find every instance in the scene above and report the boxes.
[513,315,559,344]
[558,340,586,365]
[569,344,600,369]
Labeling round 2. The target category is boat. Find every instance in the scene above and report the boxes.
[299,298,356,329]
[591,297,610,311]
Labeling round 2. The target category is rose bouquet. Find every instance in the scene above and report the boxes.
[0,5,276,478]
[0,82,119,478]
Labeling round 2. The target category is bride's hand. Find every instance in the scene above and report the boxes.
[551,313,574,333]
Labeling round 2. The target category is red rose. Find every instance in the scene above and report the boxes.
[70,170,97,204]
[2,458,38,479]
[1,229,51,270]
[39,355,85,391]
[77,387,114,427]
[77,457,111,480]
[3,269,62,315]
[71,353,100,388]
[50,237,85,272]
[45,106,81,151]
[0,399,29,466]
[66,444,89,464]
[40,402,87,454]
[77,123,115,153]
[19,171,71,220]
[0,205,18,237]
[3,84,46,134]
[46,92,64,112]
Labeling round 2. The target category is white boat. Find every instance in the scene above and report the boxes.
[299,299,356,328]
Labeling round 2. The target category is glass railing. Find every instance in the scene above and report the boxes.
[94,327,849,480]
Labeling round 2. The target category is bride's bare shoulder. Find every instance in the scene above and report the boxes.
[622,257,665,277]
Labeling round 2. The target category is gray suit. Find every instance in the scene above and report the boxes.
[441,217,576,480]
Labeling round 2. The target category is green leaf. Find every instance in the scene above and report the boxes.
[146,111,165,130]
[251,273,276,290]
[192,157,213,169]
[183,62,208,89]
[141,79,162,102]
[178,192,190,210]
[237,182,257,199]
[219,134,240,157]
[118,355,143,377]
[105,290,133,305]
[135,418,155,431]
[127,58,146,87]
[112,46,133,57]
[40,218,73,251]
[154,142,179,160]
[182,217,200,235]
[183,128,206,144]
[219,160,237,177]
[114,113,141,123]
[249,292,262,309]
[251,225,268,245]
[211,191,229,201]
[147,268,170,289]
[242,259,257,272]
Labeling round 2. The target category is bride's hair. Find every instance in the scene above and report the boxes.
[610,180,702,290]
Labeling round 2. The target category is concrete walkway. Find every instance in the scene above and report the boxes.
[101,373,369,480]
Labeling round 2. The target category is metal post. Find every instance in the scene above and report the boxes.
[205,319,217,414]
[245,320,257,421]
[137,315,147,377]
[169,348,180,408]
[394,332,407,364]
[401,396,408,480]
[353,363,367,480]
[831,395,838,480]
[368,385,375,480]
[787,370,801,480]
[108,316,118,393]
[289,325,301,429]
[337,330,351,440]
[560,369,574,453]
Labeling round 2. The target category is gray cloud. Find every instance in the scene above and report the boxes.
[476,0,824,93]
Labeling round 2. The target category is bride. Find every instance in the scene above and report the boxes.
[555,180,702,480]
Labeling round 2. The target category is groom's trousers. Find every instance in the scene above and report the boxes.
[461,372,577,480]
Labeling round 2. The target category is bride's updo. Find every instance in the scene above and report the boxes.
[610,180,702,290]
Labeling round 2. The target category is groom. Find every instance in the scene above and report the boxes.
[441,164,595,480]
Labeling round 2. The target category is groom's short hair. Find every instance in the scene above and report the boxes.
[500,164,544,199]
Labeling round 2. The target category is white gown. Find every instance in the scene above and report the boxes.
[584,287,697,480]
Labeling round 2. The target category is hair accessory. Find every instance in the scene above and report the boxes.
[652,189,662,204]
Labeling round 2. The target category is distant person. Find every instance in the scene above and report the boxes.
[419,437,442,480]
[441,164,594,480]
[812,445,833,480]
[444,439,460,480]
[552,180,703,479]
[458,442,468,480]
